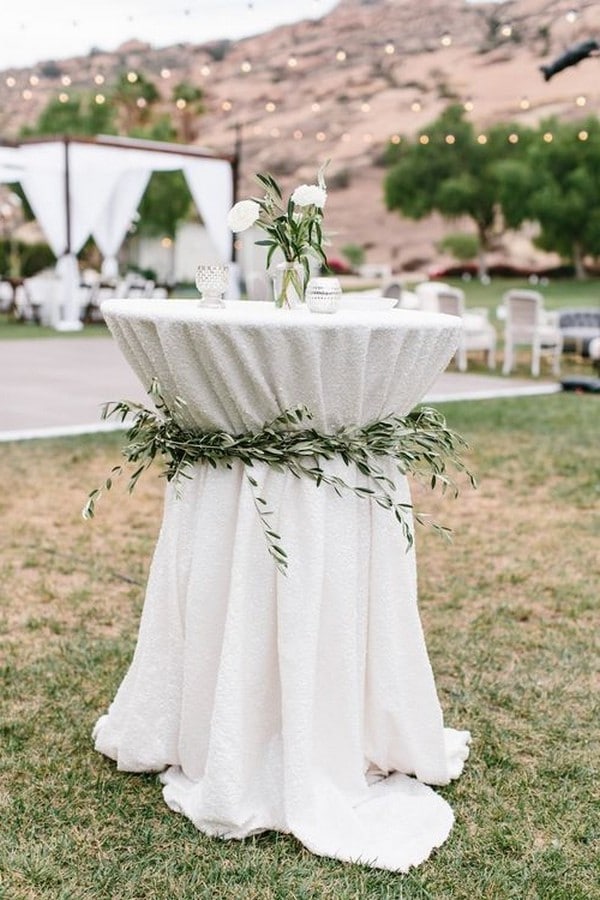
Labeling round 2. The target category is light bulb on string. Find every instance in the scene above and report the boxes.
[445,134,455,144]
[6,76,16,88]
[500,24,513,38]
[316,131,327,142]
[95,94,105,105]
[411,100,422,112]
[94,74,105,85]
[440,32,452,47]
[578,130,588,141]
[384,42,395,55]
[390,134,401,145]
[59,92,70,103]
[241,60,252,73]
[335,48,347,62]
[127,71,138,83]
[477,134,487,145]
[463,98,474,112]
[61,75,71,86]
[519,96,530,110]
[419,134,429,145]
[575,95,587,107]
[543,131,553,143]
[565,8,578,23]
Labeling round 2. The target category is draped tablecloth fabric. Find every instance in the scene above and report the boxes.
[94,299,471,872]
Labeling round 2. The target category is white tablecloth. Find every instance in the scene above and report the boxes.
[94,299,471,872]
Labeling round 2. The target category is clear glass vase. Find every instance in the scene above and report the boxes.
[272,261,305,309]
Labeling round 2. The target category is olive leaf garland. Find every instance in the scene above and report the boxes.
[83,379,475,573]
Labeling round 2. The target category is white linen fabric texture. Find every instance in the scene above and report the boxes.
[94,300,471,872]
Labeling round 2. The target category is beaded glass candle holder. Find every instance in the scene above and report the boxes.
[195,265,228,308]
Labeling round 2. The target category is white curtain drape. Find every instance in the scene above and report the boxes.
[184,159,233,263]
[92,168,152,278]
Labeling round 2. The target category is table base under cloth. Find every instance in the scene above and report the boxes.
[93,458,470,872]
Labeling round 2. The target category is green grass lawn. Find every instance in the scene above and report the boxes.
[0,392,598,898]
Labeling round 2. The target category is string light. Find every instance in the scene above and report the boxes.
[221,100,233,111]
[5,76,16,87]
[360,102,370,113]
[126,71,138,83]
[176,98,187,109]
[445,134,455,144]
[160,68,171,79]
[565,8,578,23]
[94,74,105,85]
[60,75,71,86]
[316,131,327,141]
[390,134,401,145]
[411,100,422,112]
[508,132,519,144]
[335,49,347,62]
[578,130,589,141]
[543,131,553,142]
[59,92,69,103]
[22,89,32,100]
[440,32,452,47]
[29,74,39,86]
[287,56,298,68]
[519,96,530,110]
[95,94,105,104]
[384,42,395,55]
[200,65,211,77]
[419,134,429,145]
[311,101,321,112]
[265,101,276,112]
[136,97,147,109]
[240,60,252,73]
[575,95,587,107]
[463,98,474,112]
[293,129,303,140]
[477,134,488,145]
[500,24,513,37]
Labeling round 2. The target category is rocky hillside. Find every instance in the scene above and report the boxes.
[2,0,600,273]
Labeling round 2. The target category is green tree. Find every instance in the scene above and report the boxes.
[172,82,204,143]
[110,71,160,134]
[136,170,193,240]
[20,94,116,137]
[497,116,600,279]
[384,105,530,276]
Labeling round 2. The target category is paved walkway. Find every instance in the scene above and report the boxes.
[0,336,560,442]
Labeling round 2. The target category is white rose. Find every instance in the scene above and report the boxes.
[290,184,327,209]
[227,199,261,232]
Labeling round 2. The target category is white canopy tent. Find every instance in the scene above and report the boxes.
[0,136,235,329]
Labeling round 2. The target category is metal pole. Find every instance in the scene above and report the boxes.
[63,136,72,255]
[231,122,242,262]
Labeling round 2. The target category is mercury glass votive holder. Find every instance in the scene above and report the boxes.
[305,276,342,314]
[195,264,228,308]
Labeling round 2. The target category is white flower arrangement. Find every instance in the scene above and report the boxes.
[227,164,329,275]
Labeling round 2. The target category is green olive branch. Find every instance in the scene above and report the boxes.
[83,379,476,574]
